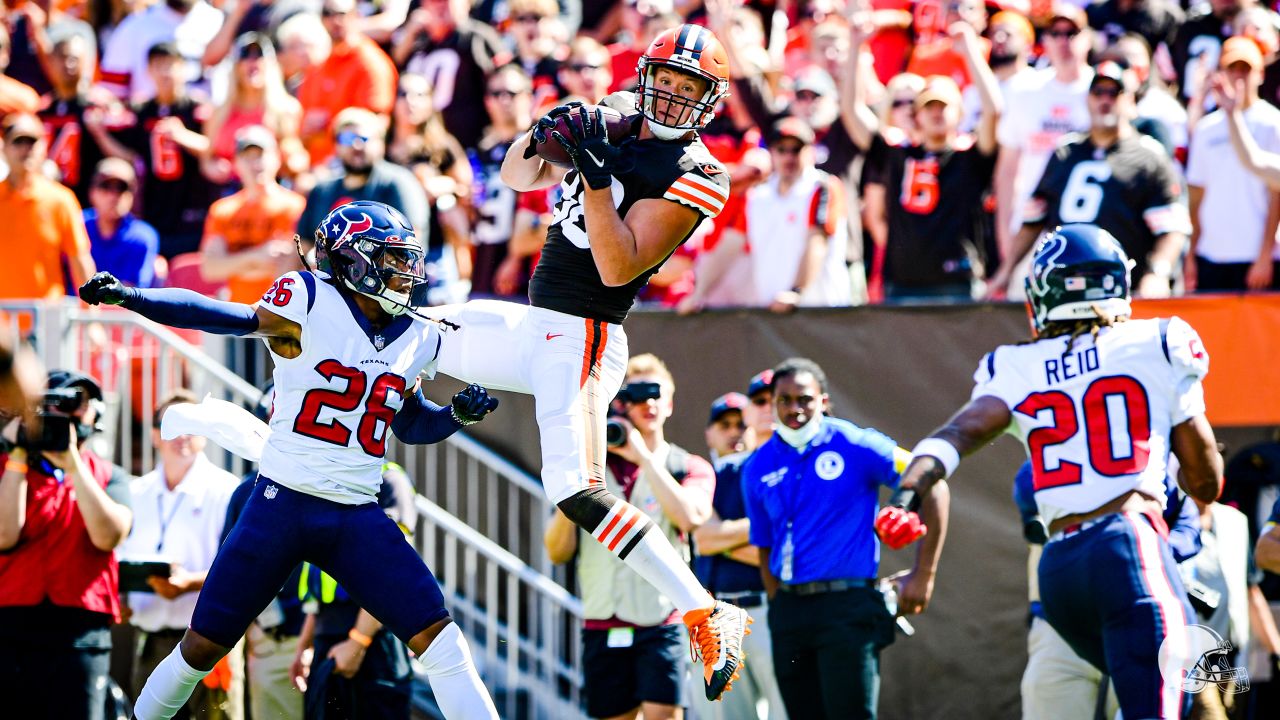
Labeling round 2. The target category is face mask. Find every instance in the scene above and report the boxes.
[774,409,823,449]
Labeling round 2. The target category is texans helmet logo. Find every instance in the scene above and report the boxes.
[329,213,374,250]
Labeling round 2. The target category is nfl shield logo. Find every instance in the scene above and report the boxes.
[264,484,279,499]
[373,334,386,351]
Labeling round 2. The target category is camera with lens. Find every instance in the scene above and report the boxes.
[19,388,85,453]
[605,382,662,448]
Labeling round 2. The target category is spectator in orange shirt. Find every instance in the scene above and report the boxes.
[0,113,94,301]
[297,0,398,167]
[0,27,39,120]
[198,125,305,304]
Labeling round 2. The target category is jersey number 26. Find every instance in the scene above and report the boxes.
[1016,375,1151,491]
[293,359,407,457]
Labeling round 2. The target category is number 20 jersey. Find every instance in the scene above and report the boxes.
[971,317,1209,524]
[256,271,441,504]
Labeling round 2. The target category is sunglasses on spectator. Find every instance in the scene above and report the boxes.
[1045,27,1080,39]
[7,136,37,148]
[892,97,915,108]
[794,90,822,102]
[513,13,545,23]
[93,178,132,194]
[1088,85,1122,99]
[568,63,603,73]
[336,129,371,147]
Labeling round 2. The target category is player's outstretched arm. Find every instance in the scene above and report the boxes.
[876,396,1011,550]
[78,272,301,340]
[1170,414,1223,504]
[391,383,499,445]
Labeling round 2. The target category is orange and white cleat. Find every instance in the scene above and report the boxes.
[684,601,752,701]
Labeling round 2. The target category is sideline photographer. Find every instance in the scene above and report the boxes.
[544,353,716,720]
[0,370,133,720]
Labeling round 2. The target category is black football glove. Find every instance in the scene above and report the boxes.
[78,272,136,306]
[523,102,584,159]
[552,104,630,190]
[451,384,498,426]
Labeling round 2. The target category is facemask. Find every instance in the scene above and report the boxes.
[774,410,823,449]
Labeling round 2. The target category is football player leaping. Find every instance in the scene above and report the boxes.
[423,24,750,700]
[79,201,502,720]
[875,224,1224,719]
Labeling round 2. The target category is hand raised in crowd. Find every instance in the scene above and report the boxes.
[947,20,980,50]
[1210,73,1245,115]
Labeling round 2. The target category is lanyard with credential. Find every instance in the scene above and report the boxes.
[156,492,185,553]
[777,443,815,584]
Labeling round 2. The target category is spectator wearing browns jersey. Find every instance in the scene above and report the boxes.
[36,30,111,206]
[992,61,1190,299]
[847,17,1000,303]
[392,0,506,153]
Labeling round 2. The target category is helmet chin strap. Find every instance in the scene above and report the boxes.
[645,118,688,140]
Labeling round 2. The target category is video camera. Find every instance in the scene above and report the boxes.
[20,388,85,453]
[605,382,662,448]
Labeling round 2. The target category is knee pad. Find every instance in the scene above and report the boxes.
[557,486,618,529]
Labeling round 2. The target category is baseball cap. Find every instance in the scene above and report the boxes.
[94,157,138,188]
[235,124,278,154]
[990,10,1035,47]
[1049,2,1087,30]
[794,67,837,98]
[47,369,104,402]
[747,369,774,398]
[2,113,43,142]
[914,75,963,110]
[769,116,815,146]
[708,392,748,425]
[1221,36,1264,71]
[1090,60,1133,93]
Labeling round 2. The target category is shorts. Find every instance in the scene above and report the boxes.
[582,624,686,718]
[428,300,629,504]
[191,478,448,648]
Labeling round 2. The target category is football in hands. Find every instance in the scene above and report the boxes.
[534,105,636,168]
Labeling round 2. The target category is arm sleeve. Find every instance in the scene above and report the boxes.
[1163,316,1210,425]
[1142,155,1193,238]
[741,457,773,548]
[389,386,463,445]
[123,287,261,335]
[1166,488,1204,563]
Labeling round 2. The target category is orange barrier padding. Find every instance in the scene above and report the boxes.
[1133,294,1280,427]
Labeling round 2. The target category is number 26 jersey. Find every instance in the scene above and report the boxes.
[972,317,1209,524]
[255,271,441,504]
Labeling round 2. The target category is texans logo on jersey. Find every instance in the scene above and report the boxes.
[329,213,374,251]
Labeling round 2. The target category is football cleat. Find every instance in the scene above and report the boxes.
[684,601,752,701]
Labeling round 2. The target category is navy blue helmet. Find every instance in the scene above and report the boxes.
[1025,224,1135,334]
[314,200,427,316]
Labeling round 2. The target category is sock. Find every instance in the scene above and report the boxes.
[133,644,210,720]
[589,499,714,614]
[419,623,499,720]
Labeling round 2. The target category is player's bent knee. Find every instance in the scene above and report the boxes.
[179,629,232,672]
[557,486,618,529]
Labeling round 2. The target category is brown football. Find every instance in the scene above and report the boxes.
[534,105,636,168]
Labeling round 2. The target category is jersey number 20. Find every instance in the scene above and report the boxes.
[293,360,407,457]
[1015,375,1151,491]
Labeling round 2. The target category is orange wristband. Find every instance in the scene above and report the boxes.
[348,628,373,648]
[4,461,27,475]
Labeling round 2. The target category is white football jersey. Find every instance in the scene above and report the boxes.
[972,317,1209,524]
[255,271,440,504]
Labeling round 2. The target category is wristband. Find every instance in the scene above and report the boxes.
[910,437,961,479]
[4,461,27,475]
[348,628,373,648]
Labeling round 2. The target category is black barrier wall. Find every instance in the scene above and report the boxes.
[424,303,1272,720]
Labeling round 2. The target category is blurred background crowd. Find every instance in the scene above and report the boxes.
[6,0,1280,315]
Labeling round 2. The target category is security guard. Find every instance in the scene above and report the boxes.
[292,463,417,719]
[741,358,945,720]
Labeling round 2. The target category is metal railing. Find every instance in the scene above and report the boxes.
[7,299,587,719]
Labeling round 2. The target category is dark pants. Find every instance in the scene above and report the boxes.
[581,624,686,718]
[0,607,112,720]
[768,586,895,720]
[1194,256,1280,291]
[305,630,412,720]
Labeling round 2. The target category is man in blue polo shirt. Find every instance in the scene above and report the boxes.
[82,158,160,290]
[741,358,946,720]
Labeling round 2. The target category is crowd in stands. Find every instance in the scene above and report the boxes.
[2,0,1279,315]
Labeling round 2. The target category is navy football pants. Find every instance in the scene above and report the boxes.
[192,478,448,648]
[1038,511,1193,720]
